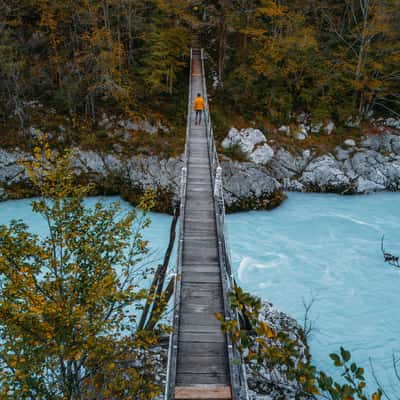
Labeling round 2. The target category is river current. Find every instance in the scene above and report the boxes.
[0,193,399,396]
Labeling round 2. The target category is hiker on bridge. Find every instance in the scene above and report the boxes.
[194,93,205,125]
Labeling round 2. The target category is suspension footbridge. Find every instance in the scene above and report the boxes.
[165,49,248,400]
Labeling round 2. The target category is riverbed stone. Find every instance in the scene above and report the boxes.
[344,139,356,147]
[324,121,335,135]
[278,125,291,135]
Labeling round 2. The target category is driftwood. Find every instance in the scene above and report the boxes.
[138,206,180,331]
[381,235,400,268]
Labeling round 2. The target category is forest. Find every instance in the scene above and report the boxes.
[0,0,399,140]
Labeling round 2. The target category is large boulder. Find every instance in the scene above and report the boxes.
[222,161,285,211]
[300,154,350,192]
[222,128,274,165]
[346,150,400,192]
[250,145,274,164]
[0,149,28,184]
[222,127,266,153]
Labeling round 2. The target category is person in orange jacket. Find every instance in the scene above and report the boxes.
[194,93,205,125]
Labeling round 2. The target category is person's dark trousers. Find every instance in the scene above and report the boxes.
[195,110,202,124]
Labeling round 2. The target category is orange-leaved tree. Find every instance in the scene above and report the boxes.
[0,143,167,399]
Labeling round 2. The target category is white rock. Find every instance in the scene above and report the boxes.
[299,124,308,134]
[335,146,352,161]
[324,121,335,135]
[278,125,290,135]
[346,117,360,128]
[344,139,356,147]
[29,127,43,139]
[303,149,311,159]
[385,118,400,130]
[296,112,308,123]
[356,177,385,193]
[311,123,323,133]
[293,124,308,140]
[221,128,267,154]
[301,154,350,190]
[295,132,307,140]
[249,144,274,165]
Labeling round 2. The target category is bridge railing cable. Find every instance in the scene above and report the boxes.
[200,49,249,400]
[164,48,192,400]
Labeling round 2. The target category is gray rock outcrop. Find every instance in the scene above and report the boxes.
[0,149,283,212]
[247,302,311,400]
[2,130,400,211]
[222,161,284,211]
[268,132,400,194]
[219,127,400,196]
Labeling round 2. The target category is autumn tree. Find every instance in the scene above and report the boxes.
[0,144,167,399]
[204,0,400,124]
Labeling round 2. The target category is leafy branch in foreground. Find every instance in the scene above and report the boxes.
[0,142,167,399]
[219,286,382,400]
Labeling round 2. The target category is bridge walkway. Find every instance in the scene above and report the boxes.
[165,48,248,400]
[175,49,230,399]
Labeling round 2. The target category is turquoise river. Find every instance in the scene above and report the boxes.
[0,193,399,396]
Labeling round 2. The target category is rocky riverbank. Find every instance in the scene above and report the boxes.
[0,147,284,213]
[222,126,400,196]
[246,302,311,400]
[1,126,400,211]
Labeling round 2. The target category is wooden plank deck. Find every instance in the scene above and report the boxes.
[173,49,231,398]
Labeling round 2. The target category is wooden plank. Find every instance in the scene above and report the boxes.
[175,385,232,399]
[182,271,221,284]
[178,341,227,356]
[183,245,218,257]
[176,374,230,386]
[183,250,219,264]
[180,302,223,315]
[185,209,214,218]
[176,355,227,374]
[182,252,218,264]
[180,312,222,330]
[182,264,220,273]
[181,281,221,291]
[181,284,222,296]
[186,193,214,201]
[184,228,216,236]
[185,201,215,210]
[181,291,223,305]
[187,179,212,186]
[184,225,216,233]
[185,237,217,245]
[179,331,226,343]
